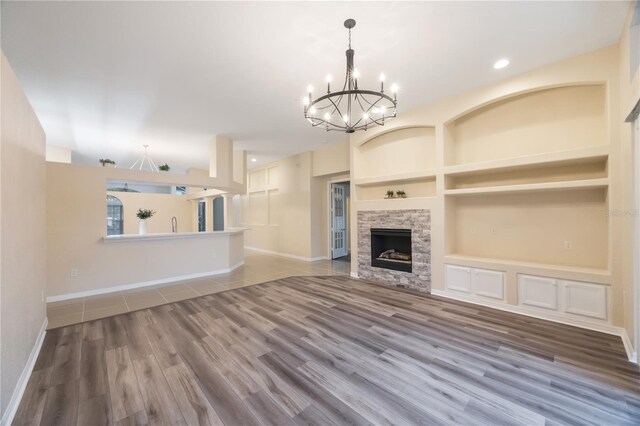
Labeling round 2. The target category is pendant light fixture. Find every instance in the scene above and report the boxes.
[303,19,398,133]
[129,144,159,172]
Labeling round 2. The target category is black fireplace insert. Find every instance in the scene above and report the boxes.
[370,228,412,273]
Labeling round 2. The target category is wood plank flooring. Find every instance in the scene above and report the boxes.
[14,276,640,425]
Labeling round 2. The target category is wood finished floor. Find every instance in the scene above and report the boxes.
[14,275,640,425]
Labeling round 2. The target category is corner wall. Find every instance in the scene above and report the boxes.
[241,141,350,260]
[0,52,47,419]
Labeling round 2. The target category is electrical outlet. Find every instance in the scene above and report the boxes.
[564,241,573,250]
[71,268,78,277]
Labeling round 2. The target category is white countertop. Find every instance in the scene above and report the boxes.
[103,228,248,243]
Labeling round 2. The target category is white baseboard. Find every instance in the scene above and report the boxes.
[244,246,328,262]
[431,289,637,363]
[46,261,245,303]
[1,318,48,425]
[350,272,359,279]
[620,329,638,363]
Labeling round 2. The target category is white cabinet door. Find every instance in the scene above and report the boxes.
[472,269,505,300]
[562,280,607,320]
[445,265,472,293]
[518,274,558,310]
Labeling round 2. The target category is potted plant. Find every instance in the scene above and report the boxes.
[99,159,116,168]
[158,163,170,172]
[385,190,395,199]
[136,208,155,235]
[396,190,407,198]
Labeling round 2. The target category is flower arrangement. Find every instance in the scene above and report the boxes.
[99,158,116,167]
[158,163,170,171]
[136,209,156,220]
[396,190,407,198]
[385,190,395,199]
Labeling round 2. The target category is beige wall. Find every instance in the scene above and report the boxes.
[618,3,640,352]
[312,140,350,177]
[45,145,71,163]
[243,152,316,258]
[47,162,242,298]
[242,141,351,260]
[349,44,627,330]
[0,53,47,417]
[108,191,195,234]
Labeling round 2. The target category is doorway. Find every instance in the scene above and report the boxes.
[330,181,350,260]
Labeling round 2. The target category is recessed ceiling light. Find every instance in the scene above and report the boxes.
[493,59,510,69]
[251,158,257,162]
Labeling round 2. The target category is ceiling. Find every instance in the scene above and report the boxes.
[1,1,632,170]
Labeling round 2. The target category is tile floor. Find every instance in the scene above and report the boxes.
[46,249,351,329]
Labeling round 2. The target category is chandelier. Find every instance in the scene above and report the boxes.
[303,19,398,133]
[129,144,159,171]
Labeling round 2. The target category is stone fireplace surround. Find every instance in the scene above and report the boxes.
[357,209,431,292]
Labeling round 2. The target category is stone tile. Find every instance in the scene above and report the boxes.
[162,289,199,303]
[83,305,128,321]
[47,312,84,329]
[155,283,193,296]
[123,290,166,311]
[84,293,126,310]
[357,209,431,292]
[47,299,83,316]
[188,281,229,296]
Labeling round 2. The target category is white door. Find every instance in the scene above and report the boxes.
[331,184,348,258]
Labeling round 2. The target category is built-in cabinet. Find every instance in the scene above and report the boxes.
[445,264,505,301]
[445,266,610,322]
[518,274,608,321]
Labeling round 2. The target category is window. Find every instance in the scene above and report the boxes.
[106,195,123,235]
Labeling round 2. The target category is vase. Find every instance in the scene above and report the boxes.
[139,219,147,235]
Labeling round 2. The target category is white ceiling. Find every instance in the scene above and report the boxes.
[1,1,632,170]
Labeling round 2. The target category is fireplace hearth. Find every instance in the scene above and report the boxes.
[371,228,412,273]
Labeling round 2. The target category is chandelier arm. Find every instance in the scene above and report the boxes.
[327,96,345,119]
[308,90,395,106]
[308,116,350,131]
[359,92,389,108]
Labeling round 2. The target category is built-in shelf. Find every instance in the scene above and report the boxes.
[352,197,437,210]
[443,178,608,196]
[353,169,436,187]
[444,254,611,284]
[443,145,609,177]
